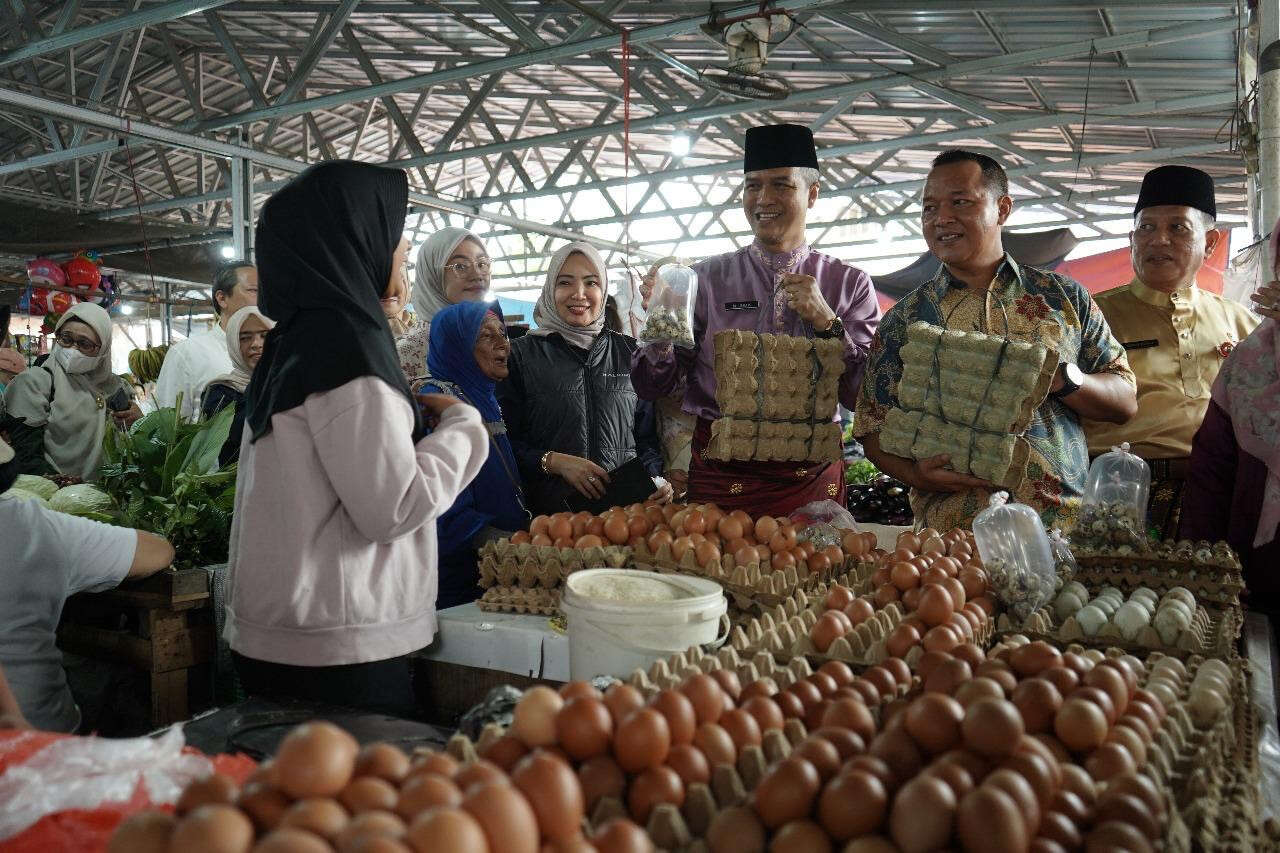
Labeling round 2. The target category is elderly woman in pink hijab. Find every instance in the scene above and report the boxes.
[1181,226,1280,613]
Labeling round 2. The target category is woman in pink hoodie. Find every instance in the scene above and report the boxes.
[224,161,489,716]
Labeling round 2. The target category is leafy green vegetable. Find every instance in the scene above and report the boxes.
[12,474,57,500]
[98,401,237,570]
[845,459,880,486]
[48,484,117,522]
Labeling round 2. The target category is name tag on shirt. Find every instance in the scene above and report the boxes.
[1122,339,1159,351]
[724,300,760,311]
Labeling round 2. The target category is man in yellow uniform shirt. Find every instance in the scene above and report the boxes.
[1085,165,1257,538]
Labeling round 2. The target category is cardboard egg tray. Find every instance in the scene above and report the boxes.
[475,585,561,615]
[994,598,1241,662]
[1069,539,1245,608]
[477,539,634,589]
[791,602,996,670]
[630,538,872,611]
[704,417,844,464]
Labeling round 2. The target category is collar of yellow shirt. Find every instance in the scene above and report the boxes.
[1126,276,1198,317]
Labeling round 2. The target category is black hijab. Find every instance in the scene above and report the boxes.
[246,160,423,441]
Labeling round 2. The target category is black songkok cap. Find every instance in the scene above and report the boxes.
[743,123,819,174]
[1134,165,1216,219]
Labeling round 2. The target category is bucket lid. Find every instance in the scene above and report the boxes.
[564,568,722,608]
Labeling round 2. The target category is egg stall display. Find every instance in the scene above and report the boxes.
[999,580,1241,661]
[1069,537,1246,610]
[630,506,879,606]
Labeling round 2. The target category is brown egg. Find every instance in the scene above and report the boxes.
[513,686,565,748]
[706,805,766,853]
[903,693,964,755]
[1085,742,1136,783]
[817,697,874,741]
[889,774,956,853]
[340,776,399,814]
[736,696,782,733]
[952,677,1006,710]
[868,728,924,789]
[1049,789,1090,826]
[844,598,876,627]
[751,756,821,829]
[592,817,655,853]
[811,726,865,760]
[810,611,848,653]
[1039,665,1080,696]
[717,708,762,755]
[408,749,458,780]
[774,690,805,720]
[792,737,841,782]
[405,806,488,853]
[986,767,1041,835]
[1009,642,1062,678]
[1084,666,1130,718]
[177,773,240,815]
[252,827,332,853]
[691,722,737,767]
[462,780,539,853]
[626,765,685,824]
[695,541,721,568]
[1012,678,1063,734]
[1094,792,1159,840]
[556,696,614,760]
[914,584,954,628]
[237,782,291,833]
[923,760,974,800]
[673,674,723,725]
[397,772,462,818]
[1105,724,1147,767]
[107,811,176,853]
[923,657,972,695]
[274,721,359,799]
[664,743,711,787]
[512,750,585,843]
[885,623,920,658]
[453,759,506,794]
[962,698,1024,760]
[957,786,1027,853]
[578,755,625,811]
[1037,811,1083,851]
[280,798,349,839]
[845,679,881,706]
[602,683,644,723]
[353,744,410,786]
[1055,698,1109,752]
[769,819,832,852]
[170,804,255,853]
[602,515,629,545]
[614,708,670,772]
[1001,751,1057,808]
[816,768,886,841]
[1085,820,1156,853]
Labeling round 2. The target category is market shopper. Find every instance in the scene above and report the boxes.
[225,161,489,716]
[153,261,258,420]
[422,302,529,609]
[631,123,880,514]
[0,303,142,480]
[200,306,275,467]
[398,227,493,389]
[499,241,669,515]
[1085,166,1258,539]
[0,435,175,732]
[856,150,1137,530]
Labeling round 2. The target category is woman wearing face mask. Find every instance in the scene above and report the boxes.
[397,227,492,389]
[0,303,141,480]
[226,161,489,716]
[200,306,275,467]
[498,242,670,515]
[421,301,529,609]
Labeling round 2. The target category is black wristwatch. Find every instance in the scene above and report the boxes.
[1051,362,1084,398]
[815,315,844,339]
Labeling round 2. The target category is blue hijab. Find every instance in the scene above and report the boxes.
[427,301,505,424]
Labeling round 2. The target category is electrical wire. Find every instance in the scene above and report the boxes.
[1064,41,1098,208]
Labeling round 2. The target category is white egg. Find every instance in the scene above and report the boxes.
[1163,587,1197,610]
[1063,581,1089,601]
[1150,656,1187,681]
[1114,602,1151,640]
[1054,592,1084,621]
[1198,658,1231,681]
[1120,654,1146,680]
[1154,608,1188,645]
[1091,597,1119,617]
[1075,604,1108,637]
[1130,587,1159,606]
[1147,680,1180,708]
[1098,586,1125,603]
[1189,689,1226,727]
[1083,649,1106,664]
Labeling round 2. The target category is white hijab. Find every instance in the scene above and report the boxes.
[3,302,120,480]
[207,306,275,395]
[412,227,483,325]
[530,242,608,350]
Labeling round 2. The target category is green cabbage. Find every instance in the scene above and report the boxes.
[12,475,58,500]
[48,484,117,521]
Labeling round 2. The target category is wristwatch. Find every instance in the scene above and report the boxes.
[1051,362,1084,398]
[815,315,844,339]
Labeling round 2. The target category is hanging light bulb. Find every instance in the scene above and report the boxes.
[670,134,691,158]
[120,304,134,315]
[219,245,236,259]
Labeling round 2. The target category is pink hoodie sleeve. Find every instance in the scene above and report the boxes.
[308,379,490,544]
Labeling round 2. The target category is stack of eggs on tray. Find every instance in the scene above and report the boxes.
[1054,584,1199,644]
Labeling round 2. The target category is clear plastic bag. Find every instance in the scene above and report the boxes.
[1047,528,1077,591]
[788,499,858,549]
[973,491,1056,623]
[1073,442,1150,552]
[639,262,698,348]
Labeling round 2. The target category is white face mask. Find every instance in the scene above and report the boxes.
[54,344,99,375]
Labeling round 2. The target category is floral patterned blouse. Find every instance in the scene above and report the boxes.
[854,255,1134,531]
[395,317,431,393]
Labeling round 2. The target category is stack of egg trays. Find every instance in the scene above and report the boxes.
[1069,539,1246,609]
[882,321,1057,483]
[476,539,634,589]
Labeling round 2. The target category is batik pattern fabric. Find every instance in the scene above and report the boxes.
[855,255,1133,531]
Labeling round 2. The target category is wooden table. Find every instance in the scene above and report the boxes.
[57,568,215,729]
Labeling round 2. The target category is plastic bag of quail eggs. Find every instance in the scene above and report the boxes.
[639,262,698,348]
[1073,443,1151,551]
[973,491,1057,623]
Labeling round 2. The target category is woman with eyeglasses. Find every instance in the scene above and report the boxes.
[399,227,493,389]
[421,301,529,609]
[0,303,142,481]
[200,306,275,467]
[498,242,670,515]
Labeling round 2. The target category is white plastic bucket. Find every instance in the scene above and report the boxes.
[561,569,729,681]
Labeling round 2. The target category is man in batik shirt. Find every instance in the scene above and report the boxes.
[631,123,881,515]
[856,150,1137,530]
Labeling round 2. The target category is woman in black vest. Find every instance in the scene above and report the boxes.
[498,242,669,515]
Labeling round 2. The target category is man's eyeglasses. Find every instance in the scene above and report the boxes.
[444,260,492,275]
[55,331,100,355]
